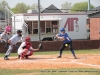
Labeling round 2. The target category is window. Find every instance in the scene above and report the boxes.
[40,21,45,34]
[87,29,90,32]
[46,28,51,33]
[26,21,32,34]
[87,29,90,39]
[33,21,38,34]
[33,29,38,34]
[52,21,58,33]
[87,19,90,24]
[46,21,51,33]
[27,21,59,34]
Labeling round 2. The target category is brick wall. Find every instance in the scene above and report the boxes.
[90,18,100,40]
[0,40,100,53]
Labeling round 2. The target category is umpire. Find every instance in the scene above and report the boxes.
[4,30,22,60]
[56,28,77,59]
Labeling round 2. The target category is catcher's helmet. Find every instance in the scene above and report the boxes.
[60,28,65,32]
[25,36,31,41]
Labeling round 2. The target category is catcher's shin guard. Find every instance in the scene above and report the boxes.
[20,49,28,59]
[29,51,33,56]
[24,51,33,59]
[20,53,25,59]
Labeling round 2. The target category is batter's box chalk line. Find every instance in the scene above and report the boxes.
[70,60,100,68]
[47,58,57,60]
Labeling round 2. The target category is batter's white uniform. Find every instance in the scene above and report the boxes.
[18,42,33,55]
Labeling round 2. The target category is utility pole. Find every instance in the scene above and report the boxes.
[38,0,41,41]
[88,0,90,10]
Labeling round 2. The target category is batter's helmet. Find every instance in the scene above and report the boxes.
[60,28,65,32]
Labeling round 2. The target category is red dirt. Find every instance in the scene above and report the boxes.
[0,54,100,69]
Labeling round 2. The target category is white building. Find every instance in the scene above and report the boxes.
[11,4,87,41]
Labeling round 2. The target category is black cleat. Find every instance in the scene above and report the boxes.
[4,56,9,60]
[74,56,77,59]
[57,56,61,58]
[18,55,20,59]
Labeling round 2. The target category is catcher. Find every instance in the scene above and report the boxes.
[56,28,77,59]
[17,36,43,59]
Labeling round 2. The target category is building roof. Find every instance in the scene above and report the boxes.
[88,10,100,18]
[86,6,100,18]
[41,4,62,13]
[93,6,100,10]
[86,6,100,15]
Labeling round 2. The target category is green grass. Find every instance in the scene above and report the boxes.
[40,68,100,75]
[0,68,100,75]
[0,49,100,57]
[35,49,100,55]
[0,49,100,75]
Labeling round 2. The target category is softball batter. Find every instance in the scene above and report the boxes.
[56,28,77,59]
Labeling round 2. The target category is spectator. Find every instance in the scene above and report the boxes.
[0,28,3,34]
[5,24,12,35]
[0,31,9,42]
[0,31,10,48]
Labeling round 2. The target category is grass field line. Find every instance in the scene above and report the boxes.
[3,59,100,69]
[70,60,100,69]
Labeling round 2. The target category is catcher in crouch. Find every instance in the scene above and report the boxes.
[18,36,42,59]
[56,28,77,59]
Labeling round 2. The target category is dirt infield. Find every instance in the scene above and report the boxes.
[0,54,100,69]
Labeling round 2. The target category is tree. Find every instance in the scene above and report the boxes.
[12,3,43,13]
[29,3,43,12]
[12,2,28,13]
[0,0,10,12]
[30,3,38,9]
[61,1,72,13]
[71,1,95,12]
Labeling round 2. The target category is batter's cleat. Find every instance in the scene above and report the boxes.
[57,56,61,58]
[74,56,77,59]
[4,56,9,60]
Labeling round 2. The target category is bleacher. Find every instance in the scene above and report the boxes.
[0,10,7,31]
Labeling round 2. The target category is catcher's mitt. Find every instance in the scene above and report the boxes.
[38,43,43,50]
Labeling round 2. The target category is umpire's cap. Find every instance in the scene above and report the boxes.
[60,28,65,32]
[17,30,22,33]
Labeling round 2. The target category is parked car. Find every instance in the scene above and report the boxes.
[42,37,54,41]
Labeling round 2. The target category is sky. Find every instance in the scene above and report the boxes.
[0,0,100,8]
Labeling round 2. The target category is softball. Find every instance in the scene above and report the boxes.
[65,44,68,46]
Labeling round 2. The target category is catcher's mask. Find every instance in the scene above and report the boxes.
[25,36,31,42]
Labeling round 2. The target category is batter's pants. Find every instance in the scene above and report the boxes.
[59,41,76,57]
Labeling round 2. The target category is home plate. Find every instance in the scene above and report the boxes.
[48,58,57,60]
